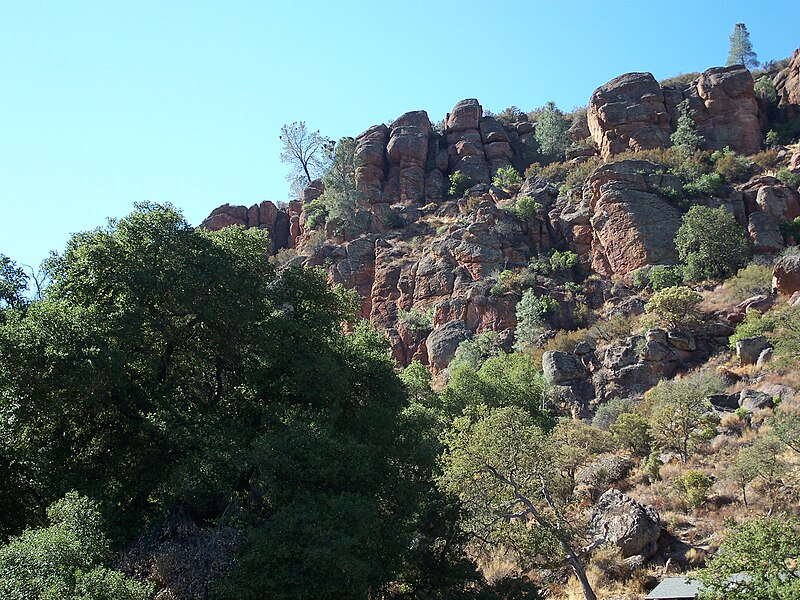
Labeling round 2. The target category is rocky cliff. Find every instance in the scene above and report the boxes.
[201,52,800,379]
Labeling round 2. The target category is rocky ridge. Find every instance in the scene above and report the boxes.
[201,53,800,386]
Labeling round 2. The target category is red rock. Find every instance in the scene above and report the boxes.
[773,253,800,296]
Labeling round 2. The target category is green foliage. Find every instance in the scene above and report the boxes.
[592,398,635,431]
[670,99,703,156]
[779,216,800,243]
[646,373,722,462]
[448,170,474,197]
[0,203,445,597]
[397,306,434,331]
[674,470,713,509]
[610,413,652,457]
[753,76,778,104]
[450,331,502,371]
[513,289,557,352]
[726,22,758,69]
[721,263,773,303]
[660,72,701,88]
[634,265,684,292]
[510,195,541,220]
[528,250,580,278]
[729,304,800,365]
[492,165,522,191]
[696,518,800,599]
[683,172,723,196]
[533,101,570,164]
[438,406,587,596]
[641,452,663,483]
[0,492,152,600]
[675,206,750,281]
[440,354,551,427]
[711,147,752,183]
[400,360,434,405]
[765,129,780,147]
[302,196,328,230]
[776,167,800,189]
[729,308,773,349]
[0,255,29,311]
[643,286,703,330]
[317,136,362,225]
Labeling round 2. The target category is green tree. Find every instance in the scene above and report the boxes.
[643,285,704,330]
[0,203,436,598]
[513,289,555,352]
[726,23,758,69]
[492,165,522,192]
[0,492,152,600]
[533,101,569,164]
[675,470,713,510]
[647,374,721,462]
[280,121,333,198]
[0,254,28,310]
[730,435,788,511]
[675,206,750,281]
[610,412,652,456]
[670,99,702,156]
[317,136,363,225]
[696,518,800,599]
[439,406,596,600]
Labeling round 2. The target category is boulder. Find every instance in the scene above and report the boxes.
[354,125,389,200]
[773,252,800,296]
[589,489,661,558]
[575,456,633,493]
[667,330,696,352]
[707,392,740,412]
[542,351,586,384]
[739,388,775,411]
[426,320,471,372]
[775,48,800,109]
[690,65,761,155]
[735,336,770,366]
[446,99,482,133]
[587,72,672,159]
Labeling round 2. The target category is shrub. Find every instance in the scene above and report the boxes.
[754,76,778,103]
[721,263,773,302]
[397,306,433,331]
[491,165,522,191]
[610,412,652,456]
[647,265,684,291]
[533,101,570,164]
[779,216,800,244]
[641,452,663,483]
[303,196,328,230]
[750,148,779,169]
[670,99,702,156]
[448,170,474,197]
[711,147,752,183]
[549,249,580,273]
[676,205,750,281]
[776,168,800,189]
[675,470,713,509]
[644,286,703,330]
[384,210,404,229]
[660,72,701,87]
[510,195,541,220]
[451,331,502,371]
[683,172,723,196]
[592,398,635,430]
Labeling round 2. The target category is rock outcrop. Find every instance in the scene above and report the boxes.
[201,200,301,252]
[589,489,661,559]
[773,252,800,296]
[587,161,682,278]
[588,64,760,160]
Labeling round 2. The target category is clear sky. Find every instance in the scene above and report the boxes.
[1,0,798,271]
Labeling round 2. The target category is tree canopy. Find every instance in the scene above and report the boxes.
[726,23,758,69]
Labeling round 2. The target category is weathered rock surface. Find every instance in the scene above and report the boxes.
[735,336,770,366]
[739,388,775,411]
[773,252,800,296]
[589,489,661,558]
[426,320,471,372]
[587,161,682,278]
[542,351,586,384]
[588,64,760,159]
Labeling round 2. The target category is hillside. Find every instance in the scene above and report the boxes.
[0,48,799,600]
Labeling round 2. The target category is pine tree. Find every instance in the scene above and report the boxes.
[726,23,758,69]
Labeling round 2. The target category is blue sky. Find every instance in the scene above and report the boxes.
[1,1,798,271]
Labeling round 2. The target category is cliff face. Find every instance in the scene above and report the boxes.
[201,53,800,373]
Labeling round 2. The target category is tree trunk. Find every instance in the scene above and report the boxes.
[563,543,596,600]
